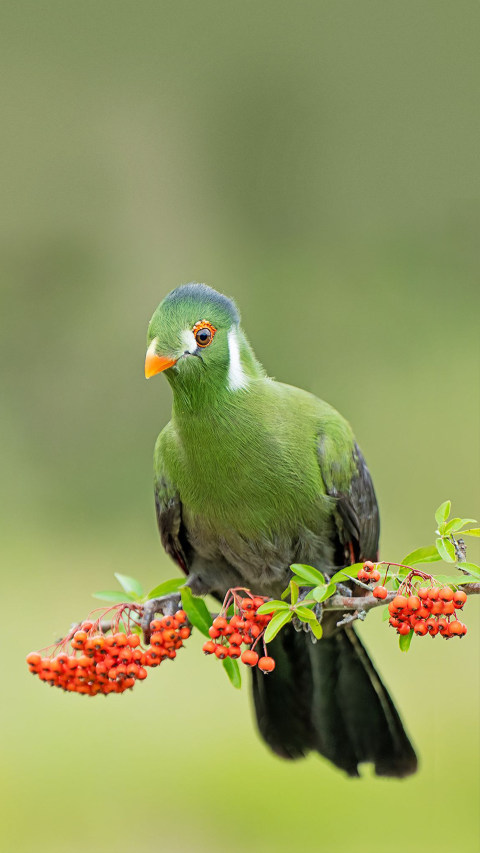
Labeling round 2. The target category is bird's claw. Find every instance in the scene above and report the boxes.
[292,592,323,643]
[141,593,182,644]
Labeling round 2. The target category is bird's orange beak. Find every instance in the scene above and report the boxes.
[145,339,177,378]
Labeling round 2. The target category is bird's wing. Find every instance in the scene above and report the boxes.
[317,423,379,564]
[154,475,190,575]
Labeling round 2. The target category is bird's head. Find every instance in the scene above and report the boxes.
[145,283,262,400]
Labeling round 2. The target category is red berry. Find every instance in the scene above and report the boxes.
[373,586,388,599]
[453,590,467,608]
[214,644,229,660]
[258,656,276,673]
[397,623,411,635]
[449,620,467,637]
[413,621,428,636]
[241,650,259,666]
[212,616,228,631]
[228,645,242,658]
[439,587,454,602]
[202,641,216,655]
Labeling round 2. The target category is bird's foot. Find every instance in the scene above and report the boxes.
[292,588,323,643]
[141,593,182,644]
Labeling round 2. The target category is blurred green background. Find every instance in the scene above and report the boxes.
[1,2,479,851]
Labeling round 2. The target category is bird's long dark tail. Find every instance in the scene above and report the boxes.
[251,624,417,777]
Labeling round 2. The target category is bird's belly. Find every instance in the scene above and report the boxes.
[183,509,336,599]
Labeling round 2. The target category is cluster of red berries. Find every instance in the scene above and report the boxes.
[202,591,276,673]
[387,585,467,638]
[357,560,381,583]
[26,605,191,696]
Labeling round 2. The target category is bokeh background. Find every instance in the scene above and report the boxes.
[1,2,479,852]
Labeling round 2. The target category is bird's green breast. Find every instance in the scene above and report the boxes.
[155,378,355,544]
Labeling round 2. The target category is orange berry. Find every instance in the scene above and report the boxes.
[363,561,375,571]
[150,619,163,632]
[413,621,428,636]
[208,626,220,639]
[439,587,454,602]
[428,586,440,600]
[241,650,259,666]
[179,626,191,640]
[202,641,216,655]
[407,596,421,611]
[449,620,467,636]
[397,623,411,635]
[417,606,430,620]
[128,634,140,648]
[370,570,381,582]
[26,653,41,667]
[426,618,439,636]
[229,632,243,646]
[136,667,148,680]
[392,595,408,610]
[214,644,229,659]
[229,645,242,658]
[174,610,187,625]
[241,598,255,611]
[442,601,455,616]
[453,590,467,608]
[373,585,388,599]
[418,587,429,600]
[212,616,228,631]
[258,656,276,673]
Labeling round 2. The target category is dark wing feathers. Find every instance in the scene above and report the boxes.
[319,441,380,564]
[154,478,190,575]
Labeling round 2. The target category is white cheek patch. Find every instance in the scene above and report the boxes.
[180,329,197,355]
[147,337,159,357]
[227,326,249,391]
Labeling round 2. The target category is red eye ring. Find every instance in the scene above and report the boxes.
[192,320,217,348]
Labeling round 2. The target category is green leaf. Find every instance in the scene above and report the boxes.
[310,621,323,640]
[462,528,480,537]
[290,564,325,586]
[312,582,337,603]
[382,606,390,621]
[432,573,480,585]
[222,657,241,689]
[459,518,477,526]
[330,564,363,584]
[114,573,143,598]
[146,578,185,599]
[399,630,413,652]
[92,590,134,602]
[402,545,442,565]
[457,562,480,577]
[256,600,289,615]
[436,537,456,563]
[444,518,466,535]
[264,610,293,642]
[290,581,299,605]
[180,587,212,637]
[293,605,317,622]
[435,501,451,525]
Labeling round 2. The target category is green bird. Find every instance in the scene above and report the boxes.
[145,282,417,777]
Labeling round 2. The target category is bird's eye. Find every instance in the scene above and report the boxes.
[192,320,216,348]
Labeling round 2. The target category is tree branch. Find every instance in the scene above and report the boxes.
[324,584,480,628]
